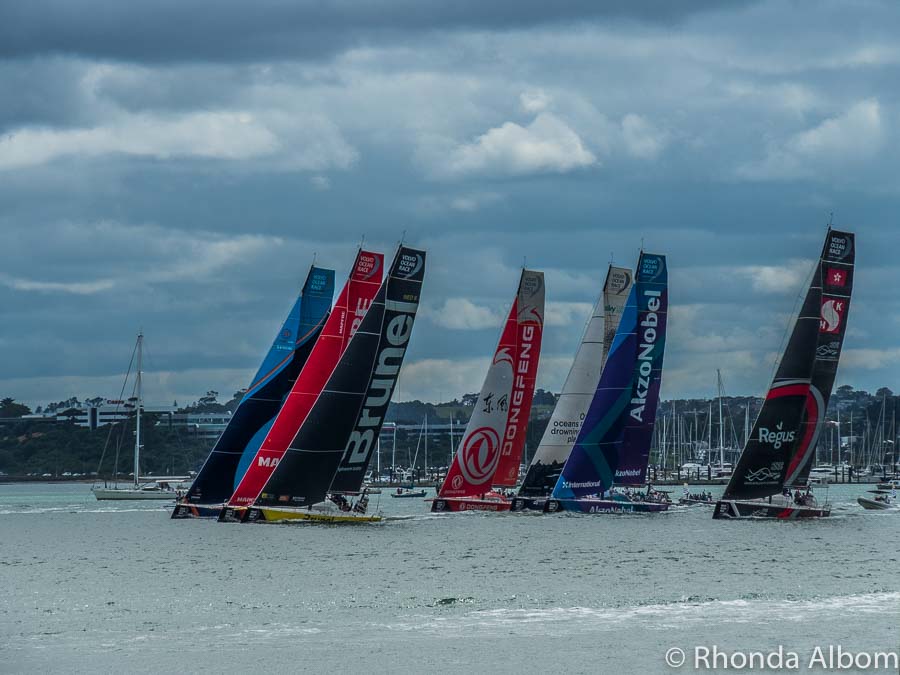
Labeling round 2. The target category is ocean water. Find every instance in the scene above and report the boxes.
[1,482,898,674]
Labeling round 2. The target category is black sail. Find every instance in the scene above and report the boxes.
[722,240,823,501]
[330,251,426,493]
[254,247,426,507]
[785,229,855,487]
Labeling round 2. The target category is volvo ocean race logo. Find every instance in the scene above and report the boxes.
[608,268,631,295]
[820,297,845,334]
[640,254,661,280]
[357,252,381,281]
[759,422,795,449]
[458,427,501,485]
[827,234,851,261]
[396,252,423,279]
[630,288,662,422]
[520,272,543,302]
[342,296,419,466]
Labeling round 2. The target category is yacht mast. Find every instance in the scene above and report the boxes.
[717,369,724,469]
[134,332,143,489]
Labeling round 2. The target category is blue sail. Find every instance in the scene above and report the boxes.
[551,253,668,500]
[181,266,334,506]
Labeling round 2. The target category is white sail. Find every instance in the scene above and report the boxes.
[518,265,632,496]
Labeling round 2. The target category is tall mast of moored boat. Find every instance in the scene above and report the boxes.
[717,370,724,469]
[134,332,143,489]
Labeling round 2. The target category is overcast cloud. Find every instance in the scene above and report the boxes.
[1,0,899,408]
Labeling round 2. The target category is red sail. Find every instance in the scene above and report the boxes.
[492,273,545,486]
[438,270,544,497]
[438,303,517,498]
[226,250,383,506]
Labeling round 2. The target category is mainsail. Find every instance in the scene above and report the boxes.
[491,270,544,487]
[253,246,426,508]
[518,266,632,497]
[225,250,383,506]
[785,229,855,487]
[437,269,543,498]
[722,229,853,500]
[182,266,334,505]
[551,253,667,500]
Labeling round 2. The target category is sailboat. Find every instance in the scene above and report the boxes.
[392,416,428,497]
[214,249,384,522]
[512,265,632,511]
[171,266,335,518]
[240,246,426,524]
[93,333,186,500]
[713,228,855,519]
[430,269,544,513]
[544,251,669,514]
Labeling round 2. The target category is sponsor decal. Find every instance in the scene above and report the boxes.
[608,269,631,295]
[816,340,841,360]
[521,272,543,300]
[396,252,423,279]
[745,466,782,483]
[493,346,514,366]
[501,324,536,458]
[614,468,642,479]
[451,475,463,490]
[759,422,795,449]
[820,297,845,334]
[281,328,292,340]
[257,456,279,468]
[640,255,661,279]
[342,297,419,466]
[351,296,372,334]
[458,426,502,485]
[827,234,850,261]
[629,288,662,422]
[825,267,847,287]
[357,253,381,281]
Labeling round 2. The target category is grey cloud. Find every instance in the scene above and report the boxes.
[2,1,756,63]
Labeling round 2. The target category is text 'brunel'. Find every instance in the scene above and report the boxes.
[343,298,418,465]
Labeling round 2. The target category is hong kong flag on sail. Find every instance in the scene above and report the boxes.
[825,267,847,287]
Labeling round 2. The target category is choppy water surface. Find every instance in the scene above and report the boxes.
[1,482,898,673]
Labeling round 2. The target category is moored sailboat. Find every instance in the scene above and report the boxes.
[430,269,544,513]
[240,246,426,524]
[544,251,669,514]
[171,266,334,518]
[93,332,186,500]
[512,265,631,511]
[713,228,854,520]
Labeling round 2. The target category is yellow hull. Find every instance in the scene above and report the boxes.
[254,506,382,524]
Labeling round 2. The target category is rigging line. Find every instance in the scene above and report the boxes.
[768,253,817,384]
[94,335,138,485]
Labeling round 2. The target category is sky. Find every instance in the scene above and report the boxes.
[1,0,899,409]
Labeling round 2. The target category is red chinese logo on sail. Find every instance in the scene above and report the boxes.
[458,427,501,485]
[820,297,845,334]
[825,268,846,288]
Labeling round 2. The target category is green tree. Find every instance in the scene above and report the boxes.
[0,398,32,418]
